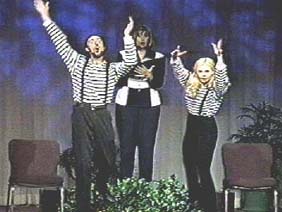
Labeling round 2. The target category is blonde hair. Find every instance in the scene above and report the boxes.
[186,57,216,98]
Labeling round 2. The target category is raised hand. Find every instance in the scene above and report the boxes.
[34,0,51,22]
[170,45,188,60]
[124,16,134,36]
[134,65,155,81]
[211,39,223,56]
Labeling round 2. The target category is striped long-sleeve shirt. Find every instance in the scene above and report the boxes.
[171,56,230,117]
[43,21,137,107]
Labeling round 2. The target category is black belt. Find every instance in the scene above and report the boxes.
[132,76,145,80]
[73,102,107,111]
[188,112,214,119]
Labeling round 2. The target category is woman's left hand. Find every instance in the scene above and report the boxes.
[211,39,223,56]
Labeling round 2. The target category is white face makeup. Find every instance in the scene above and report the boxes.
[86,36,106,58]
[195,64,214,84]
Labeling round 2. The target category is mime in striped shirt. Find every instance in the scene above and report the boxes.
[34,0,137,211]
[170,40,231,212]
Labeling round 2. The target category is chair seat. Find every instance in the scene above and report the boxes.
[224,177,277,189]
[10,175,63,187]
[7,139,64,212]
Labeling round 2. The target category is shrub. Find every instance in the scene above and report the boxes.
[63,175,193,212]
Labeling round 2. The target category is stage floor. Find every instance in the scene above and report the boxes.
[0,206,280,212]
[0,206,41,212]
[0,206,246,212]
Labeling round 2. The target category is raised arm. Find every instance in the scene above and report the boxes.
[211,39,231,96]
[170,45,190,87]
[34,0,82,74]
[113,17,138,80]
[34,0,51,22]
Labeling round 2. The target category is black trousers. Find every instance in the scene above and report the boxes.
[72,105,116,212]
[116,105,160,181]
[183,113,218,212]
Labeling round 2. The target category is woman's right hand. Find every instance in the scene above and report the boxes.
[170,45,188,61]
[124,16,134,37]
[34,0,51,22]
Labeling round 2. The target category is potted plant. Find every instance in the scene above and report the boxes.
[230,101,282,210]
[106,175,192,212]
[59,148,193,211]
[63,175,193,212]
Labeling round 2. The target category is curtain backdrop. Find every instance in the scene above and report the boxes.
[0,0,281,204]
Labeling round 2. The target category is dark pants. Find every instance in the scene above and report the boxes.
[72,105,116,212]
[116,105,160,181]
[183,113,218,212]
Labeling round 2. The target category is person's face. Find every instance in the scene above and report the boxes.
[195,64,214,84]
[86,36,106,58]
[135,31,150,49]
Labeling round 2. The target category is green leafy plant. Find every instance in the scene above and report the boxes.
[59,147,76,180]
[59,146,101,182]
[62,175,193,212]
[230,102,282,148]
[230,101,282,193]
[59,147,106,211]
[63,184,102,212]
[60,148,193,211]
[106,175,191,212]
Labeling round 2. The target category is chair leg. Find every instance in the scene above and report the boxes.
[224,189,229,212]
[25,188,29,205]
[60,187,64,212]
[39,188,43,209]
[10,186,16,212]
[6,184,11,212]
[274,189,278,212]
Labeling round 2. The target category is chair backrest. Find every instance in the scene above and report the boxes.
[222,143,273,179]
[9,139,60,180]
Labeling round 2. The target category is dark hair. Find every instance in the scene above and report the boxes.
[84,35,107,52]
[133,25,154,48]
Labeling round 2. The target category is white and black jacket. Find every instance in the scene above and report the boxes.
[115,49,166,107]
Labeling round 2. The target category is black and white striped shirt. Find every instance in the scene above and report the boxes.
[43,21,137,107]
[171,56,230,117]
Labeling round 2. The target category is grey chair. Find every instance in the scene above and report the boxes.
[222,143,278,212]
[6,139,64,212]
